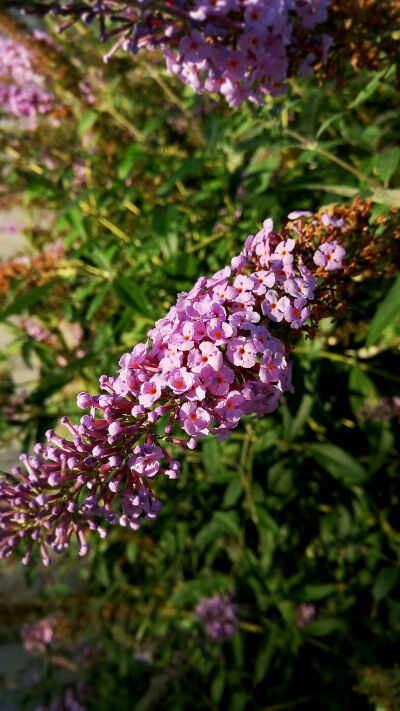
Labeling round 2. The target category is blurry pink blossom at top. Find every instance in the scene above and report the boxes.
[37,0,332,107]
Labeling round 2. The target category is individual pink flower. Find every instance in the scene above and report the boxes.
[202,364,235,396]
[313,241,346,270]
[179,402,211,437]
[289,298,310,329]
[188,341,223,372]
[168,367,194,394]
[177,321,195,351]
[215,391,246,424]
[261,291,291,322]
[251,270,276,295]
[226,337,257,368]
[139,379,161,408]
[207,318,233,344]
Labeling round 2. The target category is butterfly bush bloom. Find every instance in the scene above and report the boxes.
[25,0,331,107]
[0,212,346,565]
[0,36,54,126]
[195,593,238,640]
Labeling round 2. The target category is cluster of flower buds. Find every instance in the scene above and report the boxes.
[0,35,54,125]
[18,0,332,107]
[195,593,238,640]
[0,211,346,566]
[358,396,400,424]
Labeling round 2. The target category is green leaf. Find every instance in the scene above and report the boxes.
[372,567,400,603]
[157,158,205,197]
[0,282,53,320]
[348,68,387,109]
[211,670,226,704]
[368,426,395,475]
[349,367,376,398]
[85,284,111,322]
[290,394,313,439]
[28,371,72,404]
[316,112,346,138]
[297,183,400,207]
[117,144,142,180]
[255,629,277,683]
[377,147,400,186]
[309,443,368,484]
[170,575,231,607]
[202,437,221,478]
[254,429,278,453]
[366,275,400,347]
[78,109,97,137]
[304,618,347,637]
[230,692,248,711]
[303,584,336,601]
[212,511,240,537]
[63,205,88,239]
[21,340,33,368]
[222,479,243,509]
[113,276,154,318]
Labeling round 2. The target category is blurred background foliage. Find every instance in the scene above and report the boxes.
[0,9,399,711]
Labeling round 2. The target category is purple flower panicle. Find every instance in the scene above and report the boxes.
[0,214,345,565]
[0,36,54,125]
[196,593,238,640]
[37,0,331,107]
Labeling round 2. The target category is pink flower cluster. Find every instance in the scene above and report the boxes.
[161,0,332,106]
[19,317,52,344]
[0,213,345,566]
[0,36,54,125]
[40,0,332,107]
[358,396,400,423]
[20,616,58,653]
[195,593,238,640]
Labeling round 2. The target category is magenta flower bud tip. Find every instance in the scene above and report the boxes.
[77,392,92,409]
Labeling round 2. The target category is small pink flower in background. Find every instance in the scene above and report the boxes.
[358,396,400,423]
[295,603,316,629]
[196,593,238,640]
[19,317,52,344]
[1,221,26,235]
[20,616,58,653]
